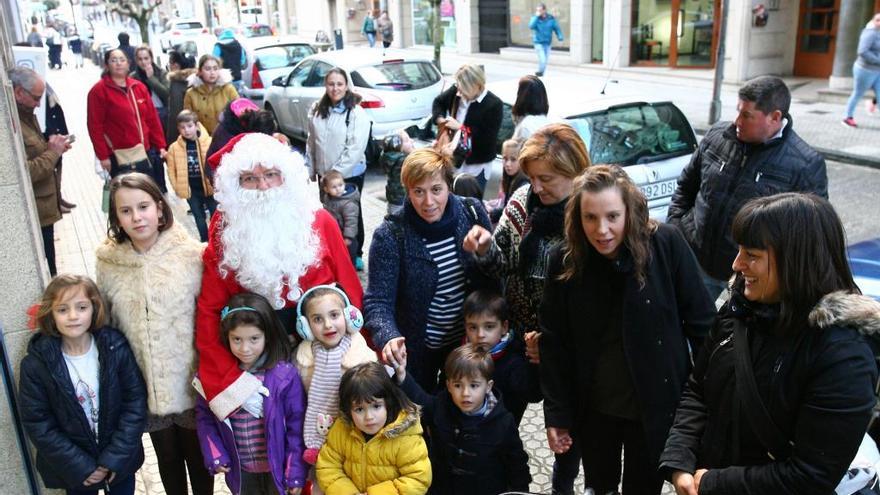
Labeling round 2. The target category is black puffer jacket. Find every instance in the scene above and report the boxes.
[19,327,147,489]
[400,376,531,494]
[660,289,879,495]
[667,118,827,280]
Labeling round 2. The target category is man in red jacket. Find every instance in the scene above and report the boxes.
[196,132,363,419]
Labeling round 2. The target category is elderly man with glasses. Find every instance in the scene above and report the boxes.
[10,66,72,276]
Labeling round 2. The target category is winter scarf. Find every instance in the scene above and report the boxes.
[304,334,352,450]
[404,194,459,243]
[519,191,566,275]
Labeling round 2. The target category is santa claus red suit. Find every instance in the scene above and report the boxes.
[196,132,363,419]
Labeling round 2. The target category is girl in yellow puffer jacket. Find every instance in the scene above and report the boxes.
[316,362,431,495]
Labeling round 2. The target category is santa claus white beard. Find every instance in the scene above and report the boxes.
[218,186,320,309]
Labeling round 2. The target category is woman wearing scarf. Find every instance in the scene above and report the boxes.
[462,123,589,495]
[365,148,495,392]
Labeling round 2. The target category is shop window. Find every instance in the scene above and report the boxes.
[508,0,570,49]
[412,0,456,47]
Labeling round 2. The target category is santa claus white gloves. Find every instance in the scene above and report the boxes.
[243,386,271,418]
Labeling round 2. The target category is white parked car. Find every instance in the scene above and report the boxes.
[160,19,211,52]
[263,48,444,142]
[417,77,698,220]
[240,36,316,102]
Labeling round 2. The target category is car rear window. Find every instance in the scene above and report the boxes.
[351,61,440,91]
[244,25,273,37]
[174,22,203,30]
[567,102,697,166]
[256,45,315,69]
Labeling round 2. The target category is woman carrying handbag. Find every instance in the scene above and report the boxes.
[87,49,167,182]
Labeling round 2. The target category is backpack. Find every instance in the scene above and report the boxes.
[345,108,382,168]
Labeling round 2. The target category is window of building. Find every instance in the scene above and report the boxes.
[508,0,570,49]
[412,0,456,47]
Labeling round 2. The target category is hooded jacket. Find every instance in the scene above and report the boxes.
[400,377,531,494]
[660,290,880,495]
[166,122,214,198]
[87,75,167,161]
[316,409,431,495]
[18,327,147,489]
[95,223,205,418]
[195,361,308,495]
[184,69,239,134]
[322,184,361,241]
[213,30,246,81]
[667,118,827,281]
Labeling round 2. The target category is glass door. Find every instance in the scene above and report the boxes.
[674,0,716,67]
[631,0,719,68]
[793,0,839,77]
[631,0,672,65]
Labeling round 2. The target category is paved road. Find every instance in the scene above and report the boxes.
[43,40,880,495]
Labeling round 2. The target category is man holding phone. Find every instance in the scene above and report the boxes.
[9,67,72,276]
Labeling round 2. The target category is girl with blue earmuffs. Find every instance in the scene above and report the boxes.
[292,285,376,472]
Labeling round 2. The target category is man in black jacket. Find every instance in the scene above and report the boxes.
[666,76,827,299]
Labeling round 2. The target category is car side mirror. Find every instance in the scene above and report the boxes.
[272,76,285,87]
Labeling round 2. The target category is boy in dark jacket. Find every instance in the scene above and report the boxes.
[380,130,414,215]
[321,170,361,266]
[463,290,541,425]
[394,344,532,495]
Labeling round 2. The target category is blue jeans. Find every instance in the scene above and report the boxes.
[187,189,217,242]
[232,79,246,95]
[534,43,551,74]
[66,474,135,495]
[846,64,880,118]
[365,32,376,47]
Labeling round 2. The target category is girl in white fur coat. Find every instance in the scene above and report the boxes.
[95,172,214,495]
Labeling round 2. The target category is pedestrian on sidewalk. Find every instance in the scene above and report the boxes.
[67,30,83,68]
[116,32,136,67]
[528,3,563,77]
[184,54,239,135]
[212,30,247,94]
[361,10,378,47]
[541,165,714,495]
[86,49,167,183]
[45,23,62,69]
[378,11,394,48]
[44,82,77,214]
[11,67,71,276]
[307,67,370,270]
[667,75,827,301]
[96,172,215,495]
[165,50,197,144]
[27,25,43,47]
[843,12,880,128]
[19,275,147,495]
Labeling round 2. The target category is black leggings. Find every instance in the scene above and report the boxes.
[579,410,664,495]
[149,424,214,495]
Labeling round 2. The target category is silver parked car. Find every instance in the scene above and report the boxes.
[263,48,444,142]
[240,36,316,102]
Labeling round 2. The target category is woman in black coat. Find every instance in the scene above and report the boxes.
[431,64,502,196]
[540,165,714,495]
[660,192,879,495]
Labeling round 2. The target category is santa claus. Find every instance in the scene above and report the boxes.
[196,132,363,419]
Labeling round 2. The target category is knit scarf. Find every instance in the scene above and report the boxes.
[303,334,352,449]
[519,191,567,275]
[404,194,460,243]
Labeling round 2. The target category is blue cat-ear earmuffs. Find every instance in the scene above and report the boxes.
[295,284,364,341]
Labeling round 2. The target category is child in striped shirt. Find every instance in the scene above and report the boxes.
[195,292,307,495]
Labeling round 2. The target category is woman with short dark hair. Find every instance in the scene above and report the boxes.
[511,75,552,142]
[661,192,880,494]
[541,165,714,495]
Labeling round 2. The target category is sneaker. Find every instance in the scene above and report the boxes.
[842,117,858,128]
[535,71,544,77]
[355,257,364,271]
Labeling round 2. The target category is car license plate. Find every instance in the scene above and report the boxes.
[640,179,677,200]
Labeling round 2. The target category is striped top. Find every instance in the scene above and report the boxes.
[424,235,467,349]
[230,372,270,473]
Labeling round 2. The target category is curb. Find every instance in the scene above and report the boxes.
[693,126,880,170]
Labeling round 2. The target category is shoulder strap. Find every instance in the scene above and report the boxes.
[733,323,793,460]
[462,197,480,226]
[345,108,352,127]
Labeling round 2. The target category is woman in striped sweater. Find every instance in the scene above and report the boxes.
[365,149,496,392]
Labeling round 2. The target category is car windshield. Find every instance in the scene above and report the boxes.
[256,45,315,69]
[244,25,273,37]
[174,22,203,30]
[351,61,440,91]
[566,102,697,166]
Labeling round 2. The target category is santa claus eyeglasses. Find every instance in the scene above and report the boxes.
[239,170,283,189]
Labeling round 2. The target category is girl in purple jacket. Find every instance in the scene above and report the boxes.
[195,292,307,495]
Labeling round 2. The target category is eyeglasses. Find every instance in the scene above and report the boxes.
[239,170,283,188]
[23,88,44,101]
